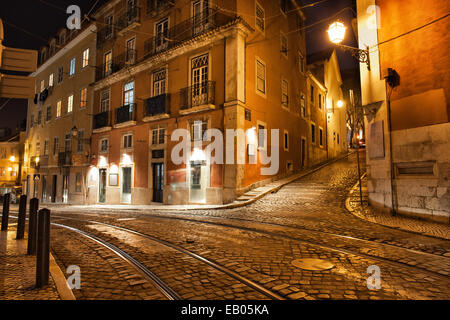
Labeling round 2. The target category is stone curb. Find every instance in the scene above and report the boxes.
[49,253,76,300]
[345,175,450,241]
[159,152,353,211]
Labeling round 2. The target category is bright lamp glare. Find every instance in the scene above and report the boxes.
[337,100,344,108]
[10,156,15,162]
[328,21,346,44]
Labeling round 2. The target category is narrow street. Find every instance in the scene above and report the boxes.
[42,153,450,300]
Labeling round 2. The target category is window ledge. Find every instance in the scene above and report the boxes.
[179,104,215,115]
[113,121,136,129]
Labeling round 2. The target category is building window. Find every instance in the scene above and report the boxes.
[191,120,207,141]
[124,81,134,105]
[337,133,340,144]
[281,79,289,107]
[319,127,323,146]
[56,100,62,118]
[280,33,288,57]
[58,66,64,84]
[123,134,133,149]
[255,2,265,33]
[49,41,55,56]
[40,49,47,64]
[311,124,316,143]
[53,137,59,156]
[284,131,289,151]
[318,93,322,110]
[155,18,169,52]
[104,51,112,76]
[0,148,6,159]
[37,110,42,125]
[258,124,266,150]
[65,134,71,152]
[67,95,73,113]
[125,38,136,64]
[100,89,110,112]
[152,127,166,145]
[82,48,89,68]
[80,88,87,109]
[36,142,41,156]
[245,109,251,121]
[43,140,49,156]
[69,58,76,76]
[300,93,306,117]
[100,138,109,152]
[40,80,45,93]
[281,0,288,14]
[46,106,51,122]
[75,173,82,193]
[77,129,85,153]
[49,73,54,87]
[256,59,266,95]
[152,69,166,96]
[105,15,113,39]
[60,32,66,46]
[298,52,305,74]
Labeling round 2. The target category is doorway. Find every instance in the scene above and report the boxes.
[121,167,132,204]
[152,163,164,203]
[42,176,47,202]
[189,161,206,203]
[99,169,107,203]
[301,138,306,168]
[51,175,57,203]
[62,175,69,203]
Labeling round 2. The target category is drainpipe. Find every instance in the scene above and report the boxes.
[385,81,397,216]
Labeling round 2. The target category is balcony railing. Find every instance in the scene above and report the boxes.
[145,94,170,117]
[58,151,72,167]
[97,25,115,47]
[180,81,215,110]
[117,6,140,32]
[96,50,137,81]
[144,10,235,59]
[93,111,111,129]
[146,0,174,17]
[115,104,137,125]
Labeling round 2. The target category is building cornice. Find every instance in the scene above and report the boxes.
[31,24,97,76]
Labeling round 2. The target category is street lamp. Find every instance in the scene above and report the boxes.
[327,21,371,71]
[10,155,15,162]
[337,100,344,108]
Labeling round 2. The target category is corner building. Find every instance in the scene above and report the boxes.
[89,0,317,205]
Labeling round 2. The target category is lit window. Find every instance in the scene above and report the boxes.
[256,59,266,94]
[191,121,207,141]
[100,138,109,152]
[69,58,76,76]
[82,48,89,68]
[80,88,87,109]
[281,79,289,107]
[100,89,110,112]
[152,127,166,145]
[40,80,45,92]
[49,73,54,87]
[43,140,49,156]
[104,51,112,76]
[56,100,62,118]
[67,95,73,113]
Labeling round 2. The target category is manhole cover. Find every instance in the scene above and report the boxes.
[291,259,335,271]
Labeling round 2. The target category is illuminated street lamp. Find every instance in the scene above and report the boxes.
[327,21,371,70]
[9,155,15,162]
[337,100,344,108]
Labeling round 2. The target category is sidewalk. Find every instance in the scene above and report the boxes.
[0,228,61,300]
[20,153,352,214]
[346,174,450,241]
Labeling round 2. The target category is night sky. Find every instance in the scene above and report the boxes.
[0,0,357,138]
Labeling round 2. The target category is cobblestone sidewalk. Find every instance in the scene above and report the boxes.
[346,175,450,241]
[0,228,61,300]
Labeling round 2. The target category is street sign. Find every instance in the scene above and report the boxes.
[1,46,38,73]
[0,74,35,99]
[33,174,40,182]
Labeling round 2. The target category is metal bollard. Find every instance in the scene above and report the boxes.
[27,198,39,255]
[1,193,10,231]
[36,208,50,288]
[16,195,28,240]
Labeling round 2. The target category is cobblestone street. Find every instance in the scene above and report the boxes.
[30,152,449,300]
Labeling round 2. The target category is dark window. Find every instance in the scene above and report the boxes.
[245,109,251,121]
[311,124,316,143]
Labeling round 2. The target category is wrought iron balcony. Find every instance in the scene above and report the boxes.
[115,104,137,125]
[143,10,235,60]
[180,81,215,110]
[146,0,174,17]
[96,50,137,81]
[93,111,111,129]
[145,94,170,117]
[117,6,141,33]
[58,151,72,167]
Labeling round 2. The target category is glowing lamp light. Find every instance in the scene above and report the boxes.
[246,127,257,145]
[337,100,344,108]
[328,21,346,44]
[35,157,40,164]
[10,156,15,162]
[191,148,206,161]
[98,156,108,167]
[122,154,133,166]
[8,167,12,172]
[110,164,119,174]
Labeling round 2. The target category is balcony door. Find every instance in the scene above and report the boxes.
[152,69,166,97]
[104,51,112,76]
[126,38,136,64]
[152,163,164,203]
[192,0,210,35]
[155,18,169,52]
[191,54,208,106]
[124,81,134,106]
[121,167,132,204]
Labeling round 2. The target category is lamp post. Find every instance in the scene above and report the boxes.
[327,21,371,71]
